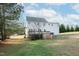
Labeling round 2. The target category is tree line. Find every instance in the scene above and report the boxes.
[59,24,79,33]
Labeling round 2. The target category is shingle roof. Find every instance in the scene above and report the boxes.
[26,16,47,22]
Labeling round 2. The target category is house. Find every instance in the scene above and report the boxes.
[25,16,59,39]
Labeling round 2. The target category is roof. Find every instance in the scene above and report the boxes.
[26,16,47,22]
[48,22,59,24]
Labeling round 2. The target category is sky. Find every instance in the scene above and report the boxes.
[21,3,79,27]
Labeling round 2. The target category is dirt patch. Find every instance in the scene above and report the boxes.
[68,35,79,39]
[47,40,67,46]
[0,35,25,44]
[0,38,25,45]
[46,34,79,55]
[9,35,24,39]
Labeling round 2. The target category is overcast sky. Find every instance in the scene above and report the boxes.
[21,3,79,26]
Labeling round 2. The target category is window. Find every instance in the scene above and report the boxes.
[51,24,53,26]
[43,23,45,26]
[48,23,50,25]
[44,29,46,32]
[29,29,32,32]
[34,22,37,25]
[38,29,41,32]
[37,22,39,25]
[28,22,30,24]
[48,23,53,26]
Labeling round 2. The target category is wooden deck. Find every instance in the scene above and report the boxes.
[28,31,53,39]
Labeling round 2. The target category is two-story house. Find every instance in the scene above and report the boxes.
[25,16,59,38]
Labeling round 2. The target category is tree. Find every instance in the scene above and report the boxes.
[0,3,23,41]
[59,24,66,33]
[6,20,25,36]
[66,25,70,32]
[75,25,79,31]
[70,26,74,32]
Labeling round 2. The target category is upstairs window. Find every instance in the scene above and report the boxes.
[28,22,30,24]
[51,24,53,26]
[37,22,39,25]
[48,23,50,26]
[43,23,45,26]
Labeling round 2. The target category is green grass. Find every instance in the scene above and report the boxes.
[0,40,58,56]
[1,33,79,56]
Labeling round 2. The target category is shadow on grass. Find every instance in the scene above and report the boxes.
[0,39,25,56]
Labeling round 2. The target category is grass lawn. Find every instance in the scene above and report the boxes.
[1,32,79,56]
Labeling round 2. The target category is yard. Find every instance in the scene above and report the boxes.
[1,32,79,56]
